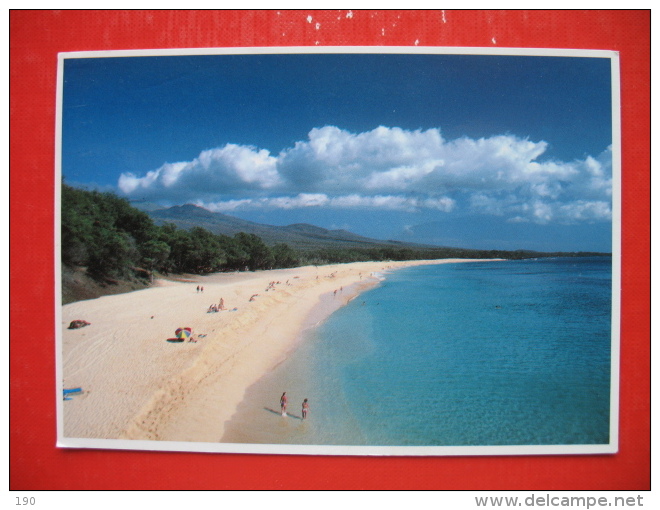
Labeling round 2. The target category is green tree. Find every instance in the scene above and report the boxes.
[188,227,227,273]
[235,232,274,270]
[140,239,171,277]
[87,229,138,279]
[159,224,194,273]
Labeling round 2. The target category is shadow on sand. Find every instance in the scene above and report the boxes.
[264,407,303,421]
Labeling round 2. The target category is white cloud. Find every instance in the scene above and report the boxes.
[557,200,612,222]
[195,198,254,213]
[199,193,455,213]
[118,161,188,194]
[118,126,612,224]
[329,194,455,212]
[266,193,330,209]
[118,144,279,200]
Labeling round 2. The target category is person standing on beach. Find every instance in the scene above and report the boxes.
[280,392,288,416]
[302,398,309,420]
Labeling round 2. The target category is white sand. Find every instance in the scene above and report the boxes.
[60,259,489,443]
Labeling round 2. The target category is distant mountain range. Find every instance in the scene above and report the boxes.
[144,204,428,252]
[134,203,610,258]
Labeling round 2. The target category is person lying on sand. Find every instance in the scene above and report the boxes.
[68,319,91,329]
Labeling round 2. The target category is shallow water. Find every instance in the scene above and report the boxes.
[224,258,612,447]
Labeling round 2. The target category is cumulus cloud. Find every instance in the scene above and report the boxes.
[118,125,613,224]
[118,144,279,200]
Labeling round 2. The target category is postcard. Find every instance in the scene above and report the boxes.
[56,46,620,455]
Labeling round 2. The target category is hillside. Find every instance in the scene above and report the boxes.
[147,204,428,252]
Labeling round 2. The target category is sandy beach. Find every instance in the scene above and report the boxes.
[60,259,487,444]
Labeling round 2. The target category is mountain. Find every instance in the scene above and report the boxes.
[148,204,426,251]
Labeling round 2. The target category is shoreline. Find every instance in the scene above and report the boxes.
[218,277,380,445]
[61,258,498,443]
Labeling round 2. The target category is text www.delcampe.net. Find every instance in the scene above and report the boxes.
[475,495,644,509]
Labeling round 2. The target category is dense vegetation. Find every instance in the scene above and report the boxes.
[61,184,301,279]
[61,184,608,289]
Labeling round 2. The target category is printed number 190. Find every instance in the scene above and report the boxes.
[16,497,35,506]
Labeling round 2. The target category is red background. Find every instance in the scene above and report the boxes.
[10,10,650,490]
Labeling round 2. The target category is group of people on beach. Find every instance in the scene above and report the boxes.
[207,298,225,313]
[280,392,309,420]
[265,280,282,292]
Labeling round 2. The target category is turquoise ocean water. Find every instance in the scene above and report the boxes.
[273,257,612,447]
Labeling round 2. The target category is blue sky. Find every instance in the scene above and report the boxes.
[62,52,614,252]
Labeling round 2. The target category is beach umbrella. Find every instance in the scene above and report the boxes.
[175,327,192,340]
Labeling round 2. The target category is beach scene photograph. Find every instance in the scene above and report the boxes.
[56,48,618,455]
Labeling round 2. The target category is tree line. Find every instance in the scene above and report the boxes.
[61,184,606,284]
[61,184,300,280]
